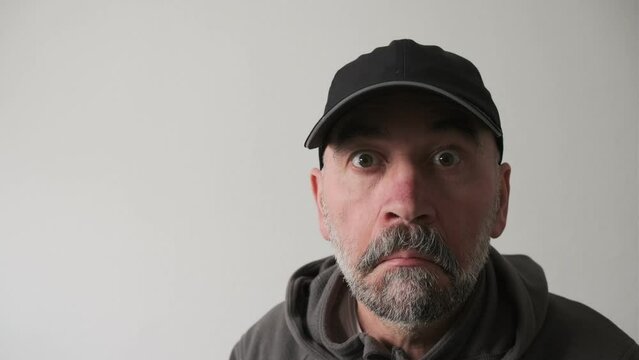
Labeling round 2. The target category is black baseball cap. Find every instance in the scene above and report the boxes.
[304,39,503,162]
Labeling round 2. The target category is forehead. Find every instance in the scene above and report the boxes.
[326,90,486,146]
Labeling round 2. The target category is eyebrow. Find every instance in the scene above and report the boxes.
[329,114,481,151]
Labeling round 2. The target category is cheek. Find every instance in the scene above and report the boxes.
[435,179,498,263]
[324,176,380,255]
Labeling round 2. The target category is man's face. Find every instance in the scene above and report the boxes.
[310,91,511,329]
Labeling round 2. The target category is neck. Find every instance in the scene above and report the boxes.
[356,302,459,360]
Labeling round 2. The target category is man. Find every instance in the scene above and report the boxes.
[230,39,639,360]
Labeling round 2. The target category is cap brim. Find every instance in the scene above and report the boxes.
[304,81,502,149]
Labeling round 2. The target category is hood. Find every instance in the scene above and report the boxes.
[284,248,549,360]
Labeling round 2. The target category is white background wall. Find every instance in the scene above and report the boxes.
[0,0,637,359]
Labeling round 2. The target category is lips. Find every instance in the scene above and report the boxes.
[379,250,435,266]
[355,224,456,276]
[375,249,457,278]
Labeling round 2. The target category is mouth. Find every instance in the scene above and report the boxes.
[378,250,437,268]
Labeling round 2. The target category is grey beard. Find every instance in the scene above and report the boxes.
[329,223,492,331]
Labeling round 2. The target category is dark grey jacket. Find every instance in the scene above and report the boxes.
[230,248,639,359]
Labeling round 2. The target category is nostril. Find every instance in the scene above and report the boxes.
[411,214,432,225]
[383,211,402,222]
[382,204,435,226]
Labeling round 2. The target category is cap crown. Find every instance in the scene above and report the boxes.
[306,39,502,159]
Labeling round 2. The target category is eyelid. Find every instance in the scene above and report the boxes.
[430,144,462,156]
[349,149,384,169]
[431,148,462,166]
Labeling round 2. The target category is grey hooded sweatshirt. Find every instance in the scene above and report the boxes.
[230,248,639,360]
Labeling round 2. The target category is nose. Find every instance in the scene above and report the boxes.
[380,161,435,225]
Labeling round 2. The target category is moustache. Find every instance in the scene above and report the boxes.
[355,225,460,277]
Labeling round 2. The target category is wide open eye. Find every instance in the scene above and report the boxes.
[351,151,380,169]
[433,150,460,167]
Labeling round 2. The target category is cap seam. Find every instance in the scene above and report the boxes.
[402,40,406,79]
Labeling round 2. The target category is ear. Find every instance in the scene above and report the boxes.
[310,168,331,241]
[490,162,511,238]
